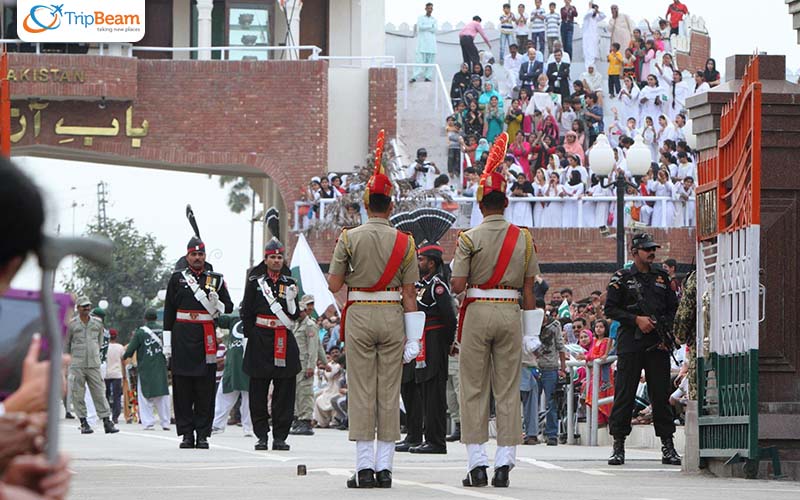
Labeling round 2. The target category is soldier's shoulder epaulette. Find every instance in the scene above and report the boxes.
[457,230,475,252]
[609,269,628,288]
[279,274,296,284]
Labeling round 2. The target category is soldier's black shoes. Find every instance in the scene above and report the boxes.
[179,435,195,449]
[272,440,290,451]
[462,466,488,487]
[395,440,420,452]
[661,436,682,465]
[445,423,461,442]
[79,418,93,434]
[346,468,376,488]
[608,436,625,465]
[195,436,209,449]
[375,470,392,488]
[254,438,269,451]
[409,443,447,454]
[289,420,314,436]
[491,466,510,488]
[103,417,119,434]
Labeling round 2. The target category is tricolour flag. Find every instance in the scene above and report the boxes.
[290,233,339,316]
[557,299,571,318]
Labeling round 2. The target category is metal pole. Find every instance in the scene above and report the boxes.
[616,177,626,268]
[249,188,255,271]
[566,365,575,445]
[591,359,600,446]
[403,66,408,110]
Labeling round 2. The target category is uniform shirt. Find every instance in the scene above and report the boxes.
[66,315,105,368]
[452,214,540,287]
[604,265,679,354]
[123,322,169,399]
[330,217,419,289]
[104,343,125,379]
[295,315,326,372]
[414,273,457,382]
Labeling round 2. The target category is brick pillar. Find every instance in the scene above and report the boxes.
[368,67,397,141]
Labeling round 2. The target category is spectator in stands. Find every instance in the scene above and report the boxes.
[465,101,484,140]
[560,0,578,58]
[647,168,675,227]
[479,81,502,112]
[544,3,561,56]
[584,93,604,147]
[607,42,623,98]
[530,0,547,53]
[519,47,544,96]
[581,3,606,67]
[459,15,491,67]
[558,100,576,141]
[483,95,504,143]
[506,99,524,141]
[515,3,530,49]
[406,147,440,189]
[410,2,437,83]
[546,39,571,65]
[318,176,339,200]
[483,64,498,91]
[608,5,634,53]
[666,0,689,36]
[703,58,720,87]
[446,117,463,179]
[547,49,571,102]
[509,130,532,179]
[581,63,603,94]
[463,75,482,108]
[673,176,695,227]
[450,62,471,107]
[499,3,516,63]
[693,70,710,95]
[504,43,523,96]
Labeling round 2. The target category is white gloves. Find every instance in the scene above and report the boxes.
[208,290,225,315]
[285,285,298,315]
[522,309,545,356]
[403,312,425,364]
[163,330,172,359]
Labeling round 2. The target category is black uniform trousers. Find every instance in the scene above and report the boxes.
[401,365,423,444]
[249,375,296,442]
[609,349,676,439]
[420,374,447,448]
[173,365,216,438]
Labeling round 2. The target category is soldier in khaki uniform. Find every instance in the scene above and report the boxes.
[66,296,119,435]
[290,294,327,436]
[451,132,543,489]
[328,130,423,489]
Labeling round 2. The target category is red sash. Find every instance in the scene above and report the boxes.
[341,231,409,344]
[456,225,521,343]
[176,309,217,361]
[256,314,287,367]
[416,321,444,366]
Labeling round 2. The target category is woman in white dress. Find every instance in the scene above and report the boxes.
[654,53,675,94]
[618,76,641,125]
[639,75,664,133]
[508,173,535,227]
[531,168,548,228]
[647,168,675,227]
[561,170,585,228]
[541,171,564,227]
[656,114,671,151]
[642,116,659,163]
[585,175,613,228]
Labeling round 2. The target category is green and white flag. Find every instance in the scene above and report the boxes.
[558,299,571,318]
[290,233,339,316]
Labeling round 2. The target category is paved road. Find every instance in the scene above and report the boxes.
[62,421,799,500]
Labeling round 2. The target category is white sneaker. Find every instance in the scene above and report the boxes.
[143,425,155,431]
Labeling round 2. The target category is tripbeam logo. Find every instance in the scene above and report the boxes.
[18,0,145,42]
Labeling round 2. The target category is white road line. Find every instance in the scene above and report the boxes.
[313,468,523,500]
[517,457,563,469]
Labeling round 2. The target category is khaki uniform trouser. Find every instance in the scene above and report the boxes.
[459,302,522,447]
[447,355,460,424]
[295,373,315,420]
[70,366,111,419]
[344,303,404,442]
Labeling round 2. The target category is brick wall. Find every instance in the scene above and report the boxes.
[368,68,397,141]
[676,32,711,73]
[9,54,138,100]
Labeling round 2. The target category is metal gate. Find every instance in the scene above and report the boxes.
[695,56,761,465]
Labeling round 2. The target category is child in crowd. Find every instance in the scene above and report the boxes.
[607,42,623,98]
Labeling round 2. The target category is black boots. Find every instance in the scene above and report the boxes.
[272,439,290,451]
[79,418,93,434]
[446,422,461,442]
[289,420,314,436]
[491,466,510,487]
[254,438,269,451]
[375,469,392,488]
[103,417,119,434]
[462,466,488,487]
[179,434,195,449]
[608,436,625,465]
[661,436,682,465]
[347,468,376,489]
[195,435,209,449]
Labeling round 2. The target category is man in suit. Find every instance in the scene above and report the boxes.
[546,49,571,101]
[518,47,543,95]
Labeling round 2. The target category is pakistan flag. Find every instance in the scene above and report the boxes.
[290,233,339,316]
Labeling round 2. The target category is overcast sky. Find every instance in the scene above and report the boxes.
[385,0,800,76]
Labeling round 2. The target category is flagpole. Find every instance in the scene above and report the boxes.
[0,44,10,158]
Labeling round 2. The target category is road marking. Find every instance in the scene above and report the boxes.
[517,457,563,469]
[313,468,523,500]
[580,470,614,476]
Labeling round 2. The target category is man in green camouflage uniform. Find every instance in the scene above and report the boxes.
[673,270,697,400]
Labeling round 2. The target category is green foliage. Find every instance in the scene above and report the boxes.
[64,218,171,343]
[218,176,252,214]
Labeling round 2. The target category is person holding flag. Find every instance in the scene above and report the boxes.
[124,308,171,431]
[450,132,543,488]
[328,129,422,489]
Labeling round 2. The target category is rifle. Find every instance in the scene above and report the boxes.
[629,284,680,364]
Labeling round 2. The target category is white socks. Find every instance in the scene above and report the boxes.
[465,443,516,470]
[356,441,375,471]
[376,441,395,472]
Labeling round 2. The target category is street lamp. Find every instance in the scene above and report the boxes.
[591,134,651,268]
[121,296,133,308]
[98,299,109,310]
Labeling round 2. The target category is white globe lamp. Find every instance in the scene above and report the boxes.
[627,134,652,176]
[684,118,698,151]
[588,134,615,177]
[121,296,133,308]
[98,299,109,310]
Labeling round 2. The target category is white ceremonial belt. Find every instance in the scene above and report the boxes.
[176,311,214,322]
[348,291,402,302]
[255,316,283,329]
[466,288,520,300]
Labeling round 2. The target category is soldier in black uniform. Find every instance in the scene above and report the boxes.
[408,242,457,454]
[241,237,301,451]
[604,233,681,466]
[163,236,234,449]
[396,350,423,452]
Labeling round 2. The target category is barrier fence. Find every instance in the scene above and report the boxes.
[566,355,618,447]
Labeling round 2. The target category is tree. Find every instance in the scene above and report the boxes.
[65,218,171,343]
[218,176,252,214]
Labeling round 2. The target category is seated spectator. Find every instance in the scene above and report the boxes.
[450,62,471,107]
[580,63,603,94]
[703,58,721,87]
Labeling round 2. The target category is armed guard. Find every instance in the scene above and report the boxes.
[164,222,234,449]
[604,232,681,467]
[241,236,301,451]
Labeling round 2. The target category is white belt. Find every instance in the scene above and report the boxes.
[348,291,402,302]
[176,311,214,322]
[255,316,283,329]
[466,288,520,300]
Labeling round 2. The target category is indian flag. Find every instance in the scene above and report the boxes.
[290,233,339,316]
[558,299,571,318]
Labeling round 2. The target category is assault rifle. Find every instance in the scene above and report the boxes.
[629,285,680,365]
